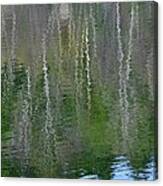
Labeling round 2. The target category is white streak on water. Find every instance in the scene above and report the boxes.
[116,3,125,133]
[56,6,63,77]
[90,5,97,61]
[27,68,32,112]
[74,6,84,121]
[26,68,32,154]
[74,7,81,115]
[80,174,99,180]
[79,12,85,100]
[42,33,53,136]
[125,5,134,82]
[10,8,16,81]
[146,4,154,101]
[123,4,135,134]
[1,10,9,57]
[60,4,69,20]
[50,6,56,37]
[117,3,135,141]
[41,9,59,160]
[18,69,32,173]
[135,4,139,38]
[11,10,16,62]
[41,7,57,137]
[146,48,154,100]
[85,19,92,111]
[68,4,73,55]
[116,2,124,109]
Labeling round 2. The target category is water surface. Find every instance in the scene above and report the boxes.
[1,2,157,180]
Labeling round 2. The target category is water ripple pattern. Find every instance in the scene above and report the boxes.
[1,2,158,180]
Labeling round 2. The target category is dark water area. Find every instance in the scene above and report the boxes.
[1,2,158,180]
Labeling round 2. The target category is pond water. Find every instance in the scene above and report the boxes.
[80,156,157,180]
[1,2,157,180]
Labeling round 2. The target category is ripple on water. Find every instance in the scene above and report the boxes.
[80,174,99,180]
[111,155,156,181]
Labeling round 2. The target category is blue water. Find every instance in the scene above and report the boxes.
[80,156,157,180]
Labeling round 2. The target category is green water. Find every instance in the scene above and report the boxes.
[1,2,157,180]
